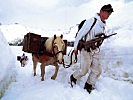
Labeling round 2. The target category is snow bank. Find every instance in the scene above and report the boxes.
[0,30,17,98]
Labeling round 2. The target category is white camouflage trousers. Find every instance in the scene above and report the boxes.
[73,48,102,87]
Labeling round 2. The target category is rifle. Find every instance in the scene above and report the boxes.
[77,33,117,51]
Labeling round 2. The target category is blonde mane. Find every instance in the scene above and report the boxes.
[44,35,65,53]
[44,37,54,52]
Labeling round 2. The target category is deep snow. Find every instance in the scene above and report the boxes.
[1,46,133,100]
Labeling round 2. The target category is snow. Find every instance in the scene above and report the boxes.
[0,47,133,100]
[0,0,133,100]
[0,31,17,97]
[1,46,133,100]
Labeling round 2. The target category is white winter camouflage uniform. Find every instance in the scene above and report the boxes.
[73,13,106,87]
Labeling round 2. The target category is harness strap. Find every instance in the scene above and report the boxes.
[84,17,97,41]
[54,51,63,56]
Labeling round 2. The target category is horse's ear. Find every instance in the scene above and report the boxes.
[60,34,63,39]
[54,34,56,40]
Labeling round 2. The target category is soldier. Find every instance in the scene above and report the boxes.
[70,4,114,93]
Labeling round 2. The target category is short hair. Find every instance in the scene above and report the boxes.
[101,4,114,13]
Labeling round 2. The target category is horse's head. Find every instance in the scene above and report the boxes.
[52,34,65,64]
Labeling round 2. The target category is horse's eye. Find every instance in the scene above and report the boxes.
[54,44,57,48]
[53,45,56,48]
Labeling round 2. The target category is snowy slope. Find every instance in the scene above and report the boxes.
[1,46,133,100]
[0,31,17,98]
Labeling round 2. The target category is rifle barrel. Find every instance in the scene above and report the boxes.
[107,33,117,37]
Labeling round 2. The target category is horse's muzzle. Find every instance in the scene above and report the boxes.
[57,59,63,64]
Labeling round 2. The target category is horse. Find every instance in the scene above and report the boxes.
[32,34,65,81]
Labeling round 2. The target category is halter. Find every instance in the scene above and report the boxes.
[47,36,69,68]
[52,38,63,58]
[51,37,73,68]
[53,50,63,57]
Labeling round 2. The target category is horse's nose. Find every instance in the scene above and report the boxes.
[58,59,63,64]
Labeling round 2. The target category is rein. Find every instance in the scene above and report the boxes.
[62,49,78,68]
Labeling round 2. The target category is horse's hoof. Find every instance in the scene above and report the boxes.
[41,78,44,81]
[51,77,56,80]
[34,73,36,76]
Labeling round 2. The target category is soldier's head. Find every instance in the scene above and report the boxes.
[100,4,114,21]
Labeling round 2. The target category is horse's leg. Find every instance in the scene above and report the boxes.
[33,61,37,76]
[40,63,45,81]
[51,63,59,80]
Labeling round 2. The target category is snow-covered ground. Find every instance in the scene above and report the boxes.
[1,45,133,100]
[0,31,17,98]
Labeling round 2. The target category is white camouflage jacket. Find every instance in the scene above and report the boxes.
[74,13,106,50]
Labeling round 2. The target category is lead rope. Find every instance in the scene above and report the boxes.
[62,49,78,68]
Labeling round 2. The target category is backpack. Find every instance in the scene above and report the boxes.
[75,18,97,40]
[75,19,86,38]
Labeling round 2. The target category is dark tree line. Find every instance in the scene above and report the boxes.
[9,38,74,47]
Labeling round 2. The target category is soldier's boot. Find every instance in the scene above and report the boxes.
[70,74,77,87]
[84,82,94,94]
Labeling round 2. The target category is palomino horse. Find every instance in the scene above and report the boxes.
[32,34,65,81]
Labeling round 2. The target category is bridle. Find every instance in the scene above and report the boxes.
[50,37,78,68]
[52,39,64,58]
[53,49,63,57]
[51,38,71,68]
